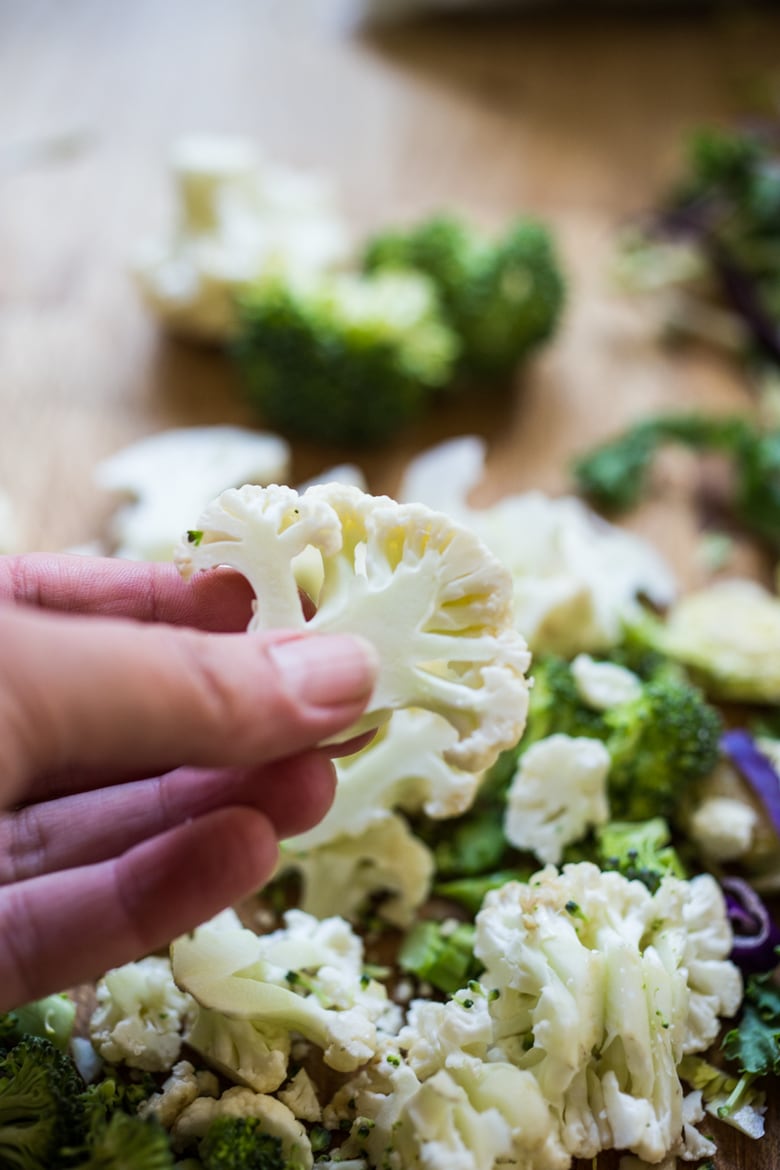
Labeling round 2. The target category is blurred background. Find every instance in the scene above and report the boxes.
[0,0,778,566]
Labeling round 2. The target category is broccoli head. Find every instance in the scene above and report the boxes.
[363,213,565,378]
[604,674,722,821]
[523,655,607,749]
[233,271,458,445]
[200,1117,289,1170]
[69,1112,175,1170]
[596,817,686,893]
[0,1035,86,1170]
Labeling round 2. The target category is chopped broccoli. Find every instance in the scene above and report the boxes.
[0,1036,86,1170]
[572,412,780,554]
[200,1116,288,1170]
[523,655,608,749]
[398,920,481,995]
[596,817,686,893]
[363,213,565,378]
[68,1112,175,1170]
[604,673,722,821]
[233,271,458,445]
[431,805,508,878]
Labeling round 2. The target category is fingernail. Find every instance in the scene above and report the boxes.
[269,634,379,709]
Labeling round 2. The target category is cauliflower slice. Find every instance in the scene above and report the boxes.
[399,435,675,656]
[89,955,194,1072]
[175,481,531,771]
[504,734,611,864]
[95,425,290,562]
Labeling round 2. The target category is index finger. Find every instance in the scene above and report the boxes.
[0,553,254,631]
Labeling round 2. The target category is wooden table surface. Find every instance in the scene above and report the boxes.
[2,2,780,1165]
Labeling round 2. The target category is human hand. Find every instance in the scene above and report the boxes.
[0,553,378,1011]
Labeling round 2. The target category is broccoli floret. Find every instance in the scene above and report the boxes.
[233,271,458,445]
[200,1117,288,1170]
[573,412,780,554]
[524,655,608,749]
[604,674,722,821]
[597,817,687,893]
[0,1036,86,1170]
[69,1112,175,1170]
[363,213,565,377]
[434,868,533,916]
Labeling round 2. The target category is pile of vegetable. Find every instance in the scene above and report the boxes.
[6,451,780,1170]
[134,137,565,445]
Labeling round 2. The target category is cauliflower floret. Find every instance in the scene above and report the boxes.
[171,911,396,1072]
[399,988,494,1080]
[650,873,743,1053]
[470,864,741,1165]
[138,1059,219,1129]
[399,435,675,656]
[277,1068,322,1123]
[134,134,349,341]
[280,811,434,928]
[89,956,194,1072]
[172,1085,313,1167]
[95,425,290,562]
[570,653,642,711]
[176,481,531,771]
[504,734,611,864]
[689,795,758,861]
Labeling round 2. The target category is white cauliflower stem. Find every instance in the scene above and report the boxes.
[175,482,531,771]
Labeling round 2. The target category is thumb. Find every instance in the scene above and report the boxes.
[0,604,377,801]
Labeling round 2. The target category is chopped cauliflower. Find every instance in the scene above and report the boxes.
[138,1059,219,1129]
[185,1004,291,1093]
[470,864,740,1164]
[398,435,675,656]
[134,134,349,341]
[277,1068,322,1123]
[171,910,399,1073]
[95,425,290,561]
[689,795,758,861]
[570,653,642,711]
[656,578,780,703]
[504,734,611,864]
[89,955,194,1072]
[280,811,434,927]
[175,481,531,771]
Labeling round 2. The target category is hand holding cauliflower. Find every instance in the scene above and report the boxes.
[175,481,531,772]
